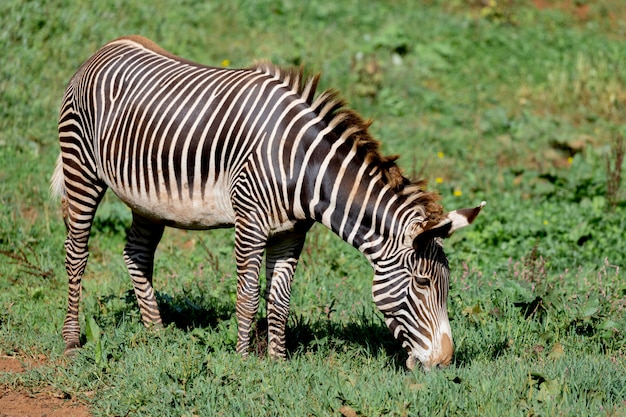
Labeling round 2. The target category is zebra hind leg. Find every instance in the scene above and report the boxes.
[264,229,308,359]
[62,183,107,354]
[123,212,165,330]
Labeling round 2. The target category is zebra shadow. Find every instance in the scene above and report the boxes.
[156,291,234,330]
[281,312,407,369]
[100,289,234,332]
[105,290,406,367]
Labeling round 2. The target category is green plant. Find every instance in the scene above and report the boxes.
[606,132,625,211]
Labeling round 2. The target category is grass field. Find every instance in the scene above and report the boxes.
[1,0,625,415]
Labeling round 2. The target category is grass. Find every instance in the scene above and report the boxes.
[1,0,625,415]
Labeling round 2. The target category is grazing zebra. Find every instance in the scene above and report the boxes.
[51,35,484,370]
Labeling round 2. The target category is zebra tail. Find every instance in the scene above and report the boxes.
[50,153,66,199]
[50,153,70,231]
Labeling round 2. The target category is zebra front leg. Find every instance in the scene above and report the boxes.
[234,219,266,357]
[123,213,165,329]
[265,229,308,359]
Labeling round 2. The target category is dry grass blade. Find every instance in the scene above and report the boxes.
[606,133,624,211]
[0,246,54,280]
[339,405,359,417]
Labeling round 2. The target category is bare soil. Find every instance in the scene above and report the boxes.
[0,356,91,417]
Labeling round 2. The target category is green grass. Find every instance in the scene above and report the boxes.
[1,0,625,415]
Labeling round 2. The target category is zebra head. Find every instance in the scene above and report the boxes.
[373,201,485,371]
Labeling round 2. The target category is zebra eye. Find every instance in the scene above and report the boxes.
[414,276,431,287]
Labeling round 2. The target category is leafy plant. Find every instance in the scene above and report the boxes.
[606,132,625,211]
[85,315,106,370]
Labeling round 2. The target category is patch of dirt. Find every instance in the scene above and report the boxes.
[0,357,25,374]
[532,0,590,20]
[531,0,626,31]
[0,356,91,417]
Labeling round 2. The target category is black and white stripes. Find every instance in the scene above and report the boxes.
[52,35,484,369]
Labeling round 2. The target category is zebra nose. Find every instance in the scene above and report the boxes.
[431,333,453,369]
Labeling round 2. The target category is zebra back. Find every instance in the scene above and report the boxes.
[57,35,443,233]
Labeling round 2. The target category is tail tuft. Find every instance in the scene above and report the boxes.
[51,153,70,231]
[50,153,66,200]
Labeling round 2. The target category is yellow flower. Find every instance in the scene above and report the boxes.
[437,151,444,159]
[453,189,462,197]
[567,157,573,164]
[543,220,549,225]
[435,177,444,184]
[221,59,231,67]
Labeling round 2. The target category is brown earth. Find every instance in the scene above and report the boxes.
[531,0,626,30]
[0,356,91,417]
[532,0,590,20]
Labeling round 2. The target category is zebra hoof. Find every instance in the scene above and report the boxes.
[64,342,81,356]
[145,322,164,332]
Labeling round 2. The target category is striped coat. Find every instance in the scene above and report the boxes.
[52,36,484,370]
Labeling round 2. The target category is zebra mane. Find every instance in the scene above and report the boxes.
[252,61,319,105]
[253,62,444,221]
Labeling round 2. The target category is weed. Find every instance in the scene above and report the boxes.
[606,132,625,211]
[0,245,54,281]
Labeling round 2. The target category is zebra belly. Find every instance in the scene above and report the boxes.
[110,184,236,230]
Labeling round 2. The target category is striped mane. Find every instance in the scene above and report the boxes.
[253,62,444,220]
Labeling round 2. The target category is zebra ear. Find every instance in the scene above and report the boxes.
[446,201,486,234]
[412,218,453,250]
[411,201,486,250]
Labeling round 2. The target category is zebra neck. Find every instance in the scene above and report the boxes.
[311,174,407,261]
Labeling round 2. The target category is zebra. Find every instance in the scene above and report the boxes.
[51,35,484,370]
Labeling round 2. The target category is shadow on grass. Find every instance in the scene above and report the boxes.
[104,290,408,368]
[102,290,515,371]
[283,313,407,370]
[156,292,234,330]
[100,290,235,331]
